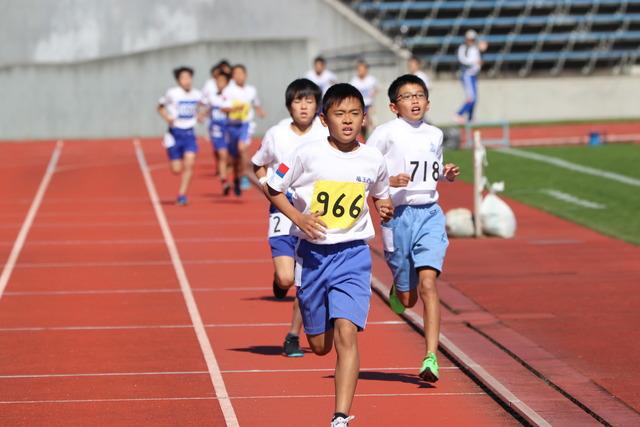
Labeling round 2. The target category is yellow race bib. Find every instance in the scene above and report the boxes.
[228,100,250,121]
[310,180,366,230]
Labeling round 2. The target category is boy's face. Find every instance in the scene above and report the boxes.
[390,83,429,122]
[320,97,365,145]
[232,68,246,86]
[177,71,193,91]
[289,95,317,128]
[215,75,229,91]
[314,60,326,74]
[356,63,367,78]
[408,59,419,73]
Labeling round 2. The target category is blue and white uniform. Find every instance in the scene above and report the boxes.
[367,118,449,292]
[159,86,203,160]
[457,43,481,121]
[252,117,328,258]
[268,140,389,335]
[223,83,261,148]
[202,83,232,155]
[349,74,378,111]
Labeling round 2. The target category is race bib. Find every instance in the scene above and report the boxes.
[268,212,293,238]
[163,132,176,148]
[404,154,441,192]
[228,101,250,121]
[310,180,366,230]
[177,100,198,119]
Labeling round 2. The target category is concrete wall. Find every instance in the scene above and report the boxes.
[0,39,310,139]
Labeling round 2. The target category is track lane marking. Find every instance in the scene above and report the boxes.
[133,140,239,427]
[0,141,63,302]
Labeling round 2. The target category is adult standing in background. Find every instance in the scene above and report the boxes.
[305,56,337,95]
[455,29,485,123]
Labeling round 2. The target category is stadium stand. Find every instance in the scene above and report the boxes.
[345,0,640,76]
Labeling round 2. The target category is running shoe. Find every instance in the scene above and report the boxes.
[331,415,355,426]
[240,175,251,190]
[388,284,406,314]
[222,182,231,196]
[419,352,440,383]
[283,333,304,358]
[272,277,288,299]
[233,178,242,197]
[176,195,188,206]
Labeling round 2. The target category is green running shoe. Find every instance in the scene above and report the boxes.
[419,352,440,383]
[388,284,406,314]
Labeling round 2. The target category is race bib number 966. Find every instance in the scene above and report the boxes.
[310,180,366,230]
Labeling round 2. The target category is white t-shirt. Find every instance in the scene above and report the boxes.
[158,86,203,129]
[268,140,389,244]
[458,44,481,76]
[349,74,378,107]
[367,118,444,207]
[305,69,337,95]
[413,71,431,90]
[202,86,231,123]
[223,83,260,123]
[252,117,328,178]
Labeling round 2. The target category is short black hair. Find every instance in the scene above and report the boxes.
[216,72,231,82]
[322,83,365,114]
[211,59,231,75]
[173,66,194,80]
[232,64,247,72]
[388,74,429,103]
[314,56,326,65]
[285,78,322,109]
[356,58,368,67]
[409,56,422,64]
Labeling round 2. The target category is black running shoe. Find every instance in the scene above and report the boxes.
[283,333,304,357]
[233,178,242,197]
[272,277,288,299]
[222,182,231,196]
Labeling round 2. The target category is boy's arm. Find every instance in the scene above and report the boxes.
[371,160,394,222]
[157,105,173,127]
[266,187,326,240]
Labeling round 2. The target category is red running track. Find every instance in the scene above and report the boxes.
[0,140,518,426]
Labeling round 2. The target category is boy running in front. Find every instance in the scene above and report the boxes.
[252,78,327,357]
[267,83,393,426]
[157,66,205,205]
[367,74,460,383]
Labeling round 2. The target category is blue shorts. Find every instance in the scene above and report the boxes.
[166,128,198,161]
[227,122,250,152]
[382,203,449,293]
[269,235,298,258]
[209,121,228,151]
[295,240,372,335]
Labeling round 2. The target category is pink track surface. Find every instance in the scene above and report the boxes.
[0,140,517,426]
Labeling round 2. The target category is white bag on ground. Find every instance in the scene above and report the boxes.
[445,208,475,238]
[480,193,516,238]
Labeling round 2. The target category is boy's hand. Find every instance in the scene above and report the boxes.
[443,163,460,181]
[297,211,327,240]
[389,173,411,187]
[165,117,174,127]
[376,200,394,223]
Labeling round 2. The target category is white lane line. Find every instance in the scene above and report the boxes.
[0,237,263,246]
[0,141,63,303]
[371,275,552,427]
[3,287,267,296]
[0,392,485,405]
[0,320,406,332]
[540,189,606,209]
[2,219,264,228]
[133,140,239,427]
[0,366,460,380]
[497,147,640,187]
[14,258,271,269]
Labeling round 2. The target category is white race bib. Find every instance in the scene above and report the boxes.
[268,212,293,238]
[404,154,441,192]
[163,132,176,148]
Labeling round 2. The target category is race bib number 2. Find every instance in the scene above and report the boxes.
[310,180,366,230]
[268,212,293,238]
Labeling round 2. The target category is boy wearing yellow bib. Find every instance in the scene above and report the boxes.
[267,84,393,427]
[367,75,460,383]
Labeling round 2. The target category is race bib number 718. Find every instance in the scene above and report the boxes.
[310,180,366,230]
